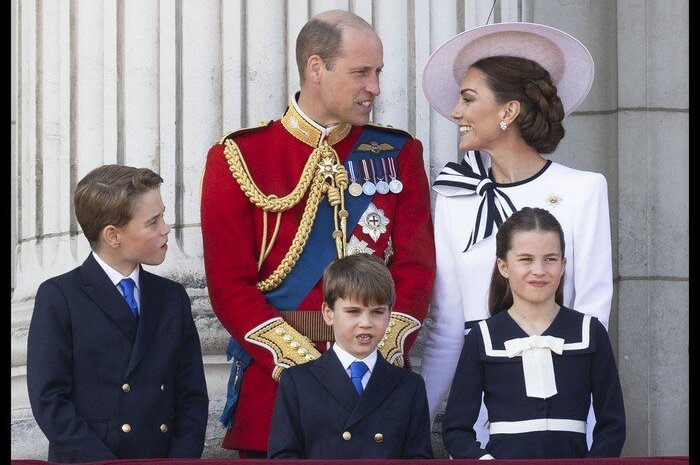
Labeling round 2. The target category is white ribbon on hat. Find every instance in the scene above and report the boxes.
[504,335,564,399]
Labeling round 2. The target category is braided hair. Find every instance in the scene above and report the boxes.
[472,55,566,154]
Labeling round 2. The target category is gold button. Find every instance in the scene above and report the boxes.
[342,431,351,441]
[121,383,130,393]
[160,424,168,433]
[121,424,131,433]
[160,384,165,392]
[290,341,301,349]
[374,432,384,443]
[297,347,307,356]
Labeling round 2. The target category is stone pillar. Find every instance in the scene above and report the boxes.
[616,0,689,456]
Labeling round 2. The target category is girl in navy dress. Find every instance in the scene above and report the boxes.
[442,207,625,459]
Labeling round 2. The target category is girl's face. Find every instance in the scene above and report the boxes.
[497,230,566,308]
[450,67,508,152]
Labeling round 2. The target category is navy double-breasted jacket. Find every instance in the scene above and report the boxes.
[27,253,209,462]
[268,349,433,459]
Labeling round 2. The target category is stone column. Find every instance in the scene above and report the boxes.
[616,0,689,456]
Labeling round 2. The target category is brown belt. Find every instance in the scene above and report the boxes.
[277,310,335,342]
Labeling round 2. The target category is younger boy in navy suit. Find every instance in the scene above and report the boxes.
[27,165,209,463]
[267,253,433,459]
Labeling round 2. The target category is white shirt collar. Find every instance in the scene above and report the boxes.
[92,251,140,290]
[332,343,378,373]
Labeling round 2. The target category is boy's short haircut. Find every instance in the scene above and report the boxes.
[74,164,163,248]
[322,253,395,309]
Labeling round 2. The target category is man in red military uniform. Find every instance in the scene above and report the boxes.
[200,9,436,458]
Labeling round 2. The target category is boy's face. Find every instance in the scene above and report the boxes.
[113,189,171,270]
[322,296,391,360]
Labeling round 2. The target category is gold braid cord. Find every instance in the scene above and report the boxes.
[377,312,422,367]
[224,139,348,292]
[245,318,322,382]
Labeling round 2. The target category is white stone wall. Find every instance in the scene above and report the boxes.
[10,0,688,459]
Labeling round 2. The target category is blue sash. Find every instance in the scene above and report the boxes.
[220,126,408,428]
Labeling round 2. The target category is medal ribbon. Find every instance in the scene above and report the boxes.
[380,158,388,181]
[388,157,398,180]
[361,159,371,183]
[348,160,357,183]
[369,158,377,183]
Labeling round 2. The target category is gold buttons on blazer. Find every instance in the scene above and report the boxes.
[160,384,166,392]
[342,431,352,441]
[121,383,130,392]
[121,424,131,433]
[374,433,384,443]
[160,424,168,433]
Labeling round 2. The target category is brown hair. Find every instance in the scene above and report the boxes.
[295,10,373,85]
[472,55,566,154]
[323,253,395,309]
[488,207,565,315]
[74,164,163,248]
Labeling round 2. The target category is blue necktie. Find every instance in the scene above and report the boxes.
[118,278,139,319]
[349,361,369,395]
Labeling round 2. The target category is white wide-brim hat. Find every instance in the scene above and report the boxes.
[423,22,594,120]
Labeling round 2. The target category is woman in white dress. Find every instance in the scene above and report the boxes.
[419,22,612,450]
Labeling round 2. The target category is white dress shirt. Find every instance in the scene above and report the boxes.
[92,252,141,310]
[332,343,377,391]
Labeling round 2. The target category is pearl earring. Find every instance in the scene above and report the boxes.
[500,120,508,131]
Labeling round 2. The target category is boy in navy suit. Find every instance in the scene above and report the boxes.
[267,254,433,459]
[27,165,209,463]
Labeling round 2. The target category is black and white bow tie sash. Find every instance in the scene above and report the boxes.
[433,150,517,252]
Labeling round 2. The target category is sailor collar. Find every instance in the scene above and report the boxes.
[478,307,595,360]
[281,96,352,148]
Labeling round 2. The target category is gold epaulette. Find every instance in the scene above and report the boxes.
[377,312,421,367]
[215,120,274,145]
[366,121,415,139]
[245,317,322,382]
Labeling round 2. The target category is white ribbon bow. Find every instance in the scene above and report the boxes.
[504,335,565,399]
[432,150,517,252]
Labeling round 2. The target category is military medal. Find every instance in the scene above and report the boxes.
[361,159,376,196]
[383,236,394,264]
[346,160,363,197]
[346,235,375,255]
[387,157,403,193]
[375,159,390,194]
[358,202,390,242]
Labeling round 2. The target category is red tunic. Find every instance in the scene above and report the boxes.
[200,105,436,452]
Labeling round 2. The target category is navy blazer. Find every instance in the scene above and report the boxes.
[267,349,433,459]
[26,253,209,463]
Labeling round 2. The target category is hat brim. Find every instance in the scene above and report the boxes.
[423,22,594,120]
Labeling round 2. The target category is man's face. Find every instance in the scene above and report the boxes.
[315,26,383,126]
